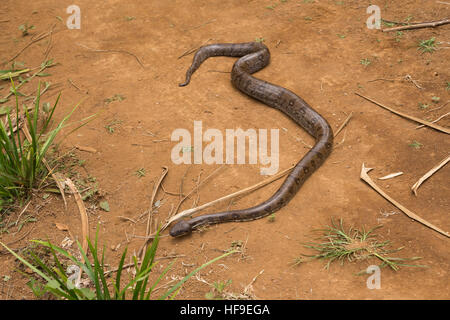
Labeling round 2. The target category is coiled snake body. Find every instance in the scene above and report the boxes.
[170,42,333,237]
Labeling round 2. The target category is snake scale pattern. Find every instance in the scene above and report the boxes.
[170,42,333,237]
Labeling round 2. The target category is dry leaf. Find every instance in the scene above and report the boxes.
[55,222,69,231]
[378,172,403,180]
[75,145,97,153]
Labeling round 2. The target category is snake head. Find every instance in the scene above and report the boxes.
[169,220,192,237]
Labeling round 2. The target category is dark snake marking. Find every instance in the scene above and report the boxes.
[170,42,333,237]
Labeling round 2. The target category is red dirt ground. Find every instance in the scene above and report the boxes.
[0,0,448,300]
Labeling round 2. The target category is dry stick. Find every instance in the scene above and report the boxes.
[416,112,450,129]
[14,200,32,227]
[378,172,403,180]
[160,182,184,197]
[334,127,347,148]
[382,18,450,32]
[411,155,450,196]
[425,100,450,114]
[334,112,353,137]
[64,178,90,284]
[64,178,90,253]
[355,92,450,134]
[149,166,225,235]
[183,19,216,32]
[367,75,434,88]
[118,216,137,224]
[68,78,81,91]
[208,70,231,74]
[43,24,56,61]
[242,269,264,299]
[367,78,398,83]
[192,171,203,208]
[3,114,24,137]
[139,167,169,260]
[4,26,55,65]
[173,165,225,215]
[166,165,295,226]
[130,233,170,240]
[178,38,212,59]
[404,74,423,89]
[360,163,449,238]
[77,43,145,68]
[165,203,176,222]
[14,200,31,226]
[179,165,191,203]
[22,123,68,208]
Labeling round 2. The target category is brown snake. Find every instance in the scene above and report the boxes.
[169,42,333,237]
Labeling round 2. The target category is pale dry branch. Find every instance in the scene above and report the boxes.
[415,112,450,129]
[178,38,212,59]
[3,24,56,65]
[424,100,449,114]
[64,178,90,283]
[378,172,403,180]
[173,165,225,215]
[360,163,449,238]
[355,92,450,134]
[77,43,145,68]
[382,18,450,32]
[166,165,295,226]
[334,112,353,138]
[411,155,450,196]
[139,166,168,260]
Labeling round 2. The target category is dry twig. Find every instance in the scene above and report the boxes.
[166,165,295,226]
[360,163,449,238]
[355,92,450,134]
[64,178,90,284]
[411,155,450,196]
[404,74,423,89]
[415,112,450,129]
[3,25,56,65]
[173,165,225,215]
[382,18,450,32]
[378,172,403,180]
[178,38,212,59]
[138,166,168,259]
[425,100,450,113]
[77,43,145,68]
[334,112,353,137]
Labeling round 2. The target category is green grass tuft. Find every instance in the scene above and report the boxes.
[1,227,236,300]
[418,37,437,53]
[294,218,425,272]
[0,78,91,214]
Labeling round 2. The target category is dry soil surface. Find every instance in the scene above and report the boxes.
[0,0,449,300]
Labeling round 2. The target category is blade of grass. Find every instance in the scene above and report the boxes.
[113,246,128,300]
[133,228,161,300]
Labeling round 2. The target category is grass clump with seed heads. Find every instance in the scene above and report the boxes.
[294,218,425,272]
